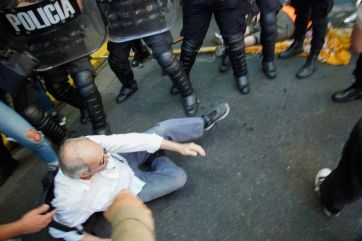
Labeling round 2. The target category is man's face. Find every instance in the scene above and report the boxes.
[82,144,110,178]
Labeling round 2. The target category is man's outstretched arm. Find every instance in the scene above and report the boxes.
[160,139,206,157]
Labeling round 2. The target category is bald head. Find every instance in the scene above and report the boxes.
[59,137,102,179]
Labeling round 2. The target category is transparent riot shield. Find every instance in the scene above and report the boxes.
[98,0,180,43]
[0,0,107,71]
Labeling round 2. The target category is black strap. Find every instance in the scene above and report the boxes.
[49,220,85,235]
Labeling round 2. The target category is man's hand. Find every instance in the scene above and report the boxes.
[18,204,56,234]
[104,190,150,221]
[178,142,206,157]
[160,139,206,157]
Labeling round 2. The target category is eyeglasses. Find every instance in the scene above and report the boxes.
[98,148,107,166]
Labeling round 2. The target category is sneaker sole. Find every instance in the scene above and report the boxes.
[204,103,230,131]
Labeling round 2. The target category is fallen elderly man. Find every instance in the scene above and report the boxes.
[49,103,230,241]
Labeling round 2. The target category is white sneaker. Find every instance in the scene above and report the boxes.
[213,32,224,45]
[314,168,332,194]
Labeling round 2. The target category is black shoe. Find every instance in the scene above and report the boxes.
[235,75,250,95]
[202,103,230,131]
[170,84,179,95]
[278,40,304,59]
[80,109,89,124]
[116,83,138,103]
[332,83,362,102]
[262,60,277,79]
[182,91,199,117]
[94,124,111,135]
[0,159,18,186]
[52,114,66,126]
[296,54,318,79]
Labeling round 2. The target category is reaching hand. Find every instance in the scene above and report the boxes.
[178,142,206,157]
[18,204,56,234]
[104,190,149,221]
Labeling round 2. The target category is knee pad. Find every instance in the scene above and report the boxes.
[260,12,277,41]
[223,33,245,53]
[73,70,98,98]
[22,105,45,126]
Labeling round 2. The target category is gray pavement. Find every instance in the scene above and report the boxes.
[2,1,362,240]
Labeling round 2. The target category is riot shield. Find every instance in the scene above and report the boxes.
[0,0,107,71]
[98,0,180,43]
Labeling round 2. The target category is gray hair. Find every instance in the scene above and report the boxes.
[59,137,92,179]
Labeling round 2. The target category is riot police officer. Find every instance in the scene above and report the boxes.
[0,0,111,135]
[180,0,250,95]
[98,0,199,117]
[278,0,334,79]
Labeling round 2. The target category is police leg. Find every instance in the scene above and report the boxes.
[278,4,310,59]
[107,41,138,103]
[145,32,199,117]
[14,81,66,145]
[296,0,332,79]
[43,67,90,124]
[70,59,110,135]
[223,33,250,95]
[260,11,277,79]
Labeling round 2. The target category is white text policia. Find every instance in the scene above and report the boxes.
[5,0,77,32]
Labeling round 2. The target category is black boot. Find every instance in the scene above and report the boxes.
[182,91,199,117]
[262,60,277,79]
[332,83,362,102]
[74,70,110,135]
[156,50,198,116]
[235,75,250,95]
[260,11,277,79]
[116,82,138,103]
[296,51,319,79]
[23,105,67,145]
[278,40,304,59]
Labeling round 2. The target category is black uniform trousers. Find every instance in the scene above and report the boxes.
[291,0,334,52]
[181,0,247,78]
[107,31,173,86]
[42,57,108,132]
[353,54,362,87]
[320,118,362,214]
[182,0,246,44]
[107,31,194,97]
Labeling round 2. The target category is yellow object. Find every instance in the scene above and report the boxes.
[245,27,352,66]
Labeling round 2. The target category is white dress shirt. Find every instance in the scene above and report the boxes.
[49,133,163,241]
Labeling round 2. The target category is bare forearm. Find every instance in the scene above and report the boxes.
[81,233,111,241]
[0,221,24,241]
[160,139,205,157]
[160,139,183,153]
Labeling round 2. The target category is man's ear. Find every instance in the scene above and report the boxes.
[79,172,92,180]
